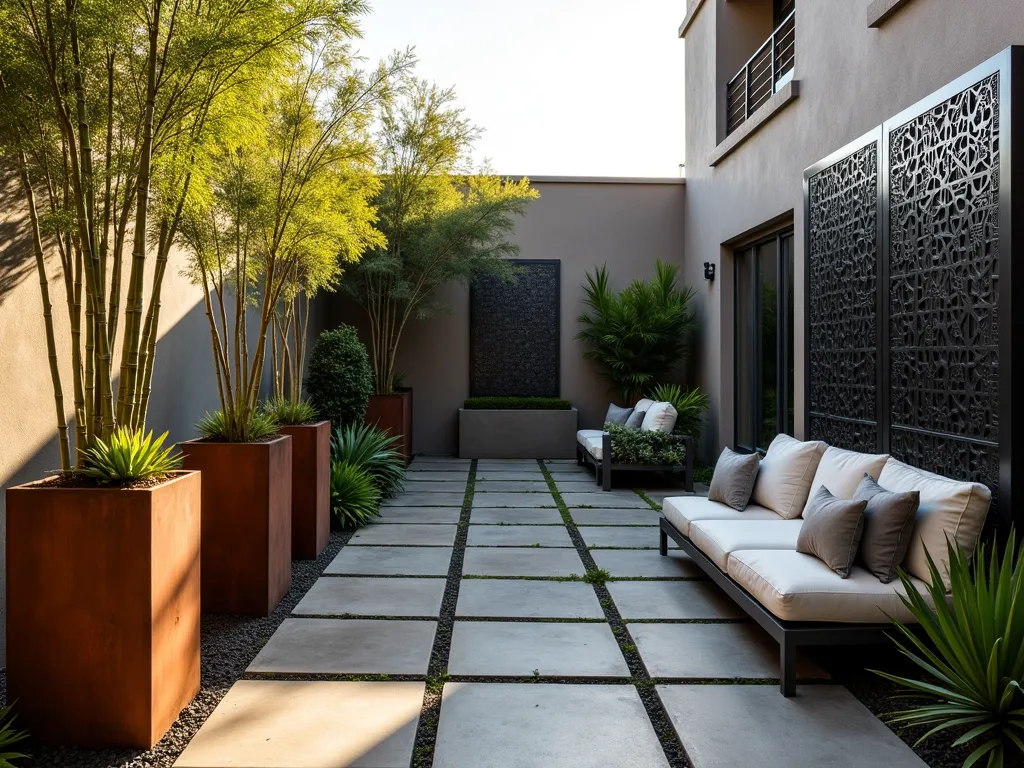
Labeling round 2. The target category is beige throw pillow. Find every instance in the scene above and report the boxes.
[750,433,827,519]
[707,448,761,511]
[641,401,678,433]
[796,486,867,578]
[803,446,889,513]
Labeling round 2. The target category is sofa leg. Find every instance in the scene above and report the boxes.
[602,459,611,491]
[780,637,797,697]
[659,528,668,556]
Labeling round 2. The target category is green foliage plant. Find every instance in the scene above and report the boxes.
[463,397,572,411]
[331,423,406,498]
[330,461,381,530]
[79,427,181,483]
[0,703,28,767]
[197,409,279,443]
[648,383,710,439]
[262,397,318,427]
[307,326,375,429]
[605,424,687,466]
[576,261,698,403]
[874,535,1024,768]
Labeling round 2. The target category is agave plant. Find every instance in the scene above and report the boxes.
[79,427,181,483]
[0,704,28,767]
[648,383,710,439]
[331,423,406,498]
[330,461,381,530]
[874,534,1024,768]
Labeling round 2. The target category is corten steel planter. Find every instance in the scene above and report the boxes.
[181,435,292,615]
[280,421,330,559]
[366,387,413,464]
[459,408,579,459]
[6,471,201,748]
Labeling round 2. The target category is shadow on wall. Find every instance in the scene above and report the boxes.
[0,168,37,308]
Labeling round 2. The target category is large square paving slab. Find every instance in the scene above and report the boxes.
[633,623,828,679]
[325,546,452,576]
[448,622,629,677]
[581,526,676,549]
[474,470,544,481]
[471,492,555,508]
[173,680,423,768]
[247,619,436,675]
[456,579,604,619]
[571,507,662,525]
[466,525,573,547]
[411,456,470,465]
[433,683,669,768]
[349,523,457,546]
[475,480,552,492]
[475,459,542,468]
[462,547,585,578]
[608,580,746,620]
[553,480,614,492]
[470,507,563,524]
[293,577,446,617]
[562,492,651,508]
[400,480,469,493]
[404,470,469,481]
[592,549,702,578]
[375,506,461,524]
[657,685,927,768]
[383,492,465,507]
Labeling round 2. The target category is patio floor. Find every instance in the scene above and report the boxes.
[173,458,927,768]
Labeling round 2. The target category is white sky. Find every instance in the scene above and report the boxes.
[354,0,686,178]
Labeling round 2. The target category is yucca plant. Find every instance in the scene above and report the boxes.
[874,534,1024,768]
[576,261,697,403]
[330,461,381,530]
[262,397,318,427]
[197,409,280,443]
[331,423,406,498]
[79,427,181,483]
[0,704,28,767]
[648,383,710,439]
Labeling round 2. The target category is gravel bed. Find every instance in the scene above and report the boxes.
[1,530,350,768]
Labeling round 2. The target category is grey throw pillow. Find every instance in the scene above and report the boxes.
[708,448,761,511]
[624,410,646,429]
[854,473,919,583]
[797,486,867,578]
[604,403,634,426]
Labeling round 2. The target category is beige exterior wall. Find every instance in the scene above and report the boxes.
[328,178,688,456]
[682,0,1024,456]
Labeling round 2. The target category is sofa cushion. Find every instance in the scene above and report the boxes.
[803,446,889,512]
[727,549,934,623]
[854,473,919,584]
[576,429,605,460]
[641,401,678,433]
[662,496,782,538]
[750,434,827,519]
[689,519,803,571]
[624,410,646,429]
[604,403,633,426]
[877,458,991,587]
[708,448,761,510]
[634,398,655,413]
[796,486,867,579]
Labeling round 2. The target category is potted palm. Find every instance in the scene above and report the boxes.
[343,76,539,462]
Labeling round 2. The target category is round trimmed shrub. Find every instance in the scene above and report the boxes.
[306,325,374,429]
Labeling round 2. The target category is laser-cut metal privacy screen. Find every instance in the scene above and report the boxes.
[469,260,560,397]
[804,48,1022,528]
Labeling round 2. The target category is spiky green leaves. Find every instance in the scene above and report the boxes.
[647,383,710,439]
[0,703,28,767]
[262,397,318,427]
[196,409,280,443]
[331,423,406,499]
[329,461,381,530]
[79,427,181,483]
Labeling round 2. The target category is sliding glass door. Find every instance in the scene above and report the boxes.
[734,230,794,453]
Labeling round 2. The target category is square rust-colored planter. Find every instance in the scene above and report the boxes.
[182,436,292,615]
[366,387,413,464]
[6,471,201,748]
[280,422,330,559]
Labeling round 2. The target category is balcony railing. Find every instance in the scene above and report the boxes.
[725,10,795,135]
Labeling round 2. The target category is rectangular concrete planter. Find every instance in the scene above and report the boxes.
[280,422,330,560]
[459,408,579,459]
[6,471,201,748]
[182,436,292,615]
[366,387,413,464]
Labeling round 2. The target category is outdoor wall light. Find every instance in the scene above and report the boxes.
[704,262,716,281]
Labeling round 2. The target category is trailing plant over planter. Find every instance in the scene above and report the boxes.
[307,326,375,429]
[80,428,181,483]
[576,261,697,403]
[647,383,710,439]
[463,397,573,411]
[874,536,1024,768]
[604,425,687,466]
[262,398,319,427]
[330,461,381,530]
[331,424,406,499]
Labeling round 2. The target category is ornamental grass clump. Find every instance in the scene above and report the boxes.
[0,703,28,768]
[874,534,1024,768]
[329,461,381,530]
[80,427,181,483]
[262,397,318,427]
[196,409,279,443]
[331,423,406,499]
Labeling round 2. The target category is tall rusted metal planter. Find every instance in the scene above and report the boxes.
[279,422,330,559]
[366,387,413,464]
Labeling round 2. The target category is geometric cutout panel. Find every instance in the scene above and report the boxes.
[470,260,560,397]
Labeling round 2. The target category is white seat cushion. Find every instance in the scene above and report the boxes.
[641,401,678,433]
[803,446,889,512]
[727,549,933,623]
[689,519,803,571]
[877,457,992,588]
[576,429,605,460]
[662,496,782,538]
[750,433,826,519]
[634,398,655,413]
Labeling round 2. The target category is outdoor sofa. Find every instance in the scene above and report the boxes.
[576,397,694,492]
[659,434,992,696]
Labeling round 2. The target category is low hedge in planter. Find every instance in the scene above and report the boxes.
[464,397,572,410]
[605,424,687,465]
